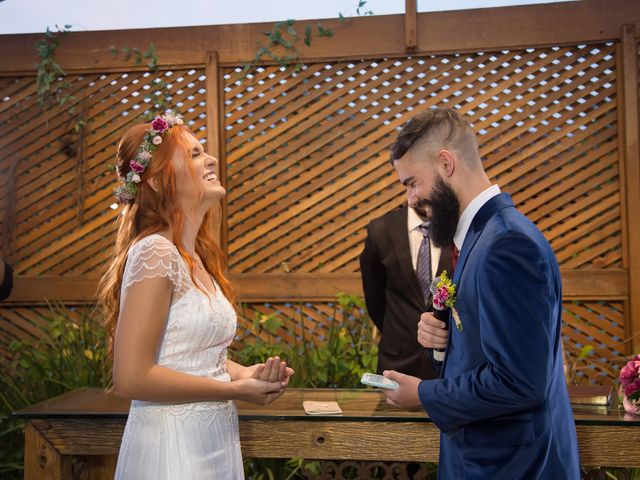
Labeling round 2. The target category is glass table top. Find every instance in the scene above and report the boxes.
[14,387,640,427]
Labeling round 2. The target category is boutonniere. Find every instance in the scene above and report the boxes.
[430,270,463,331]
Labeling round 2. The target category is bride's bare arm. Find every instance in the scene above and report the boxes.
[112,276,282,404]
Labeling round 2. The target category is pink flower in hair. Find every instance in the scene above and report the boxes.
[151,117,169,133]
[152,135,162,145]
[130,160,145,173]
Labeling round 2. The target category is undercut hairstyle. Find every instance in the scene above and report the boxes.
[389,107,479,167]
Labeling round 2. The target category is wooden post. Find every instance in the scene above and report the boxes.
[405,0,418,51]
[206,51,228,251]
[24,423,71,480]
[620,24,640,353]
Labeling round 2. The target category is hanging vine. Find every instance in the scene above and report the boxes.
[110,42,177,119]
[34,25,88,222]
[243,0,374,75]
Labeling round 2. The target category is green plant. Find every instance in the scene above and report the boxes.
[243,1,373,75]
[35,25,87,136]
[565,344,595,385]
[233,293,379,479]
[232,292,378,388]
[35,25,72,108]
[0,304,110,479]
[110,42,176,118]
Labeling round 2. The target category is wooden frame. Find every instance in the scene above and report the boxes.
[1,0,640,360]
[17,388,640,480]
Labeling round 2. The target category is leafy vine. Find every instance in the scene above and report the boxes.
[109,42,176,118]
[243,0,374,75]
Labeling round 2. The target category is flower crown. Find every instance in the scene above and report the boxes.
[115,112,184,202]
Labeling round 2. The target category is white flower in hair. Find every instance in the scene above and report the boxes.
[152,136,162,145]
[131,173,141,183]
[164,111,184,125]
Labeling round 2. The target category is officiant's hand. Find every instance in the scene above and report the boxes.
[380,370,423,411]
[417,312,448,349]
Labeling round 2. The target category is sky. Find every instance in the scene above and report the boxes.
[0,0,574,35]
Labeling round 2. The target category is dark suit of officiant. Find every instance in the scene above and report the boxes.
[359,205,452,379]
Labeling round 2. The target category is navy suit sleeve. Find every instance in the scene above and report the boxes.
[419,232,559,433]
[359,223,386,333]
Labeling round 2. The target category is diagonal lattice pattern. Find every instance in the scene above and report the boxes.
[0,43,628,386]
[562,300,627,385]
[224,43,619,274]
[0,68,207,275]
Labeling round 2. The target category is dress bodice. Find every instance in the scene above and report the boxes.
[121,234,237,381]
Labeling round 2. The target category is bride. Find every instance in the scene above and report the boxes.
[97,112,293,479]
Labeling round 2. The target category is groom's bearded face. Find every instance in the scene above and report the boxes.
[417,174,460,248]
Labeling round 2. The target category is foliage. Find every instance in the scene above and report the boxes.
[0,304,110,480]
[231,292,378,388]
[35,25,72,108]
[35,25,87,135]
[243,1,373,75]
[233,292,380,478]
[244,19,334,74]
[110,42,176,119]
[565,344,595,385]
[110,43,158,70]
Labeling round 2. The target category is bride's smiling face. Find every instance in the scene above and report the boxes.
[171,131,225,211]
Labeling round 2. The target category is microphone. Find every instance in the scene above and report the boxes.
[430,274,453,354]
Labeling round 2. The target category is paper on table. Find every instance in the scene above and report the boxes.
[302,400,343,415]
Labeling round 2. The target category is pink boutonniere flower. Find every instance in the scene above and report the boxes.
[430,270,462,331]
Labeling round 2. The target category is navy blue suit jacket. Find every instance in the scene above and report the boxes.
[419,193,580,479]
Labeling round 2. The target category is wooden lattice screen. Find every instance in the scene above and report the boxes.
[223,44,625,383]
[1,1,639,386]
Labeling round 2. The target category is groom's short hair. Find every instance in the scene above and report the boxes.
[389,107,479,166]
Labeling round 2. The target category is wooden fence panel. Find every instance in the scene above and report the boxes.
[0,3,638,385]
[1,68,209,275]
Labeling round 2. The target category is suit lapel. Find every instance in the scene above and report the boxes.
[451,193,515,287]
[442,193,515,376]
[388,206,424,309]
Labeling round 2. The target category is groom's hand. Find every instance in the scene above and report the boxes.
[381,370,423,411]
[417,312,448,349]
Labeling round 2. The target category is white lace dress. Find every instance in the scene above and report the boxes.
[114,234,244,480]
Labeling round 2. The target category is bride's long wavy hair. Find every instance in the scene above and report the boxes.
[97,121,236,359]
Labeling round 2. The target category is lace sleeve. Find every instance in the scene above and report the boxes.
[121,235,189,301]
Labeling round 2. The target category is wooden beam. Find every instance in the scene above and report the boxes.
[205,51,227,249]
[404,0,418,51]
[1,0,639,74]
[620,24,640,352]
[4,269,630,304]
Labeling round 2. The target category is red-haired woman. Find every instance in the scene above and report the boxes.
[98,113,293,479]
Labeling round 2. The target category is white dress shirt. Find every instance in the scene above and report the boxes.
[453,184,501,251]
[407,206,441,275]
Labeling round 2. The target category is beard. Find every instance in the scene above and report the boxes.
[417,175,460,248]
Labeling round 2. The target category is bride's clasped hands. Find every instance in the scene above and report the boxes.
[228,356,294,406]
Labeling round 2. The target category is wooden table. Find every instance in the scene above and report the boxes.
[15,388,640,479]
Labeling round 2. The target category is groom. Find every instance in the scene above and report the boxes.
[381,108,580,479]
